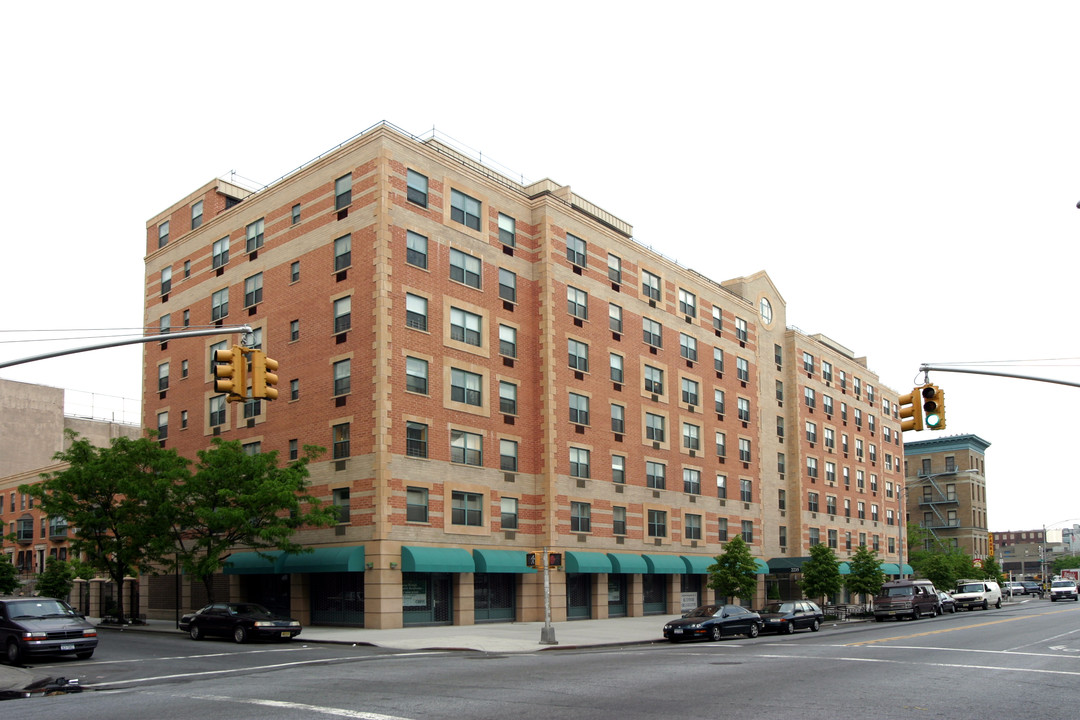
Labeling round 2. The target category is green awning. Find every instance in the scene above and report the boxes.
[838,562,851,575]
[643,554,686,574]
[281,545,365,574]
[402,546,475,573]
[473,549,536,574]
[766,556,813,574]
[222,550,285,575]
[901,563,914,575]
[755,558,770,575]
[681,555,717,574]
[565,551,613,574]
[606,553,649,574]
[880,562,900,575]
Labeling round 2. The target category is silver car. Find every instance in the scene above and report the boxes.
[0,596,98,664]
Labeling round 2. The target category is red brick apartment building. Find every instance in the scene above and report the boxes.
[141,122,906,628]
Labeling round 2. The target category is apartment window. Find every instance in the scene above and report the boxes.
[606,303,623,334]
[290,319,300,341]
[290,379,299,401]
[683,468,701,495]
[643,317,663,348]
[803,352,814,373]
[612,455,626,484]
[334,234,351,271]
[807,457,819,479]
[714,347,724,373]
[804,387,816,409]
[678,289,696,317]
[808,492,819,512]
[450,430,483,466]
[682,423,700,451]
[826,461,837,483]
[715,431,726,458]
[180,410,188,429]
[333,359,351,396]
[566,233,587,267]
[211,289,228,321]
[712,306,723,332]
[648,510,667,538]
[809,528,820,546]
[716,474,727,498]
[405,294,427,331]
[406,230,428,269]
[160,266,172,295]
[569,448,590,479]
[646,461,666,489]
[450,368,482,407]
[407,170,428,206]
[569,392,590,425]
[499,325,517,358]
[157,362,169,391]
[607,253,622,283]
[826,495,837,515]
[806,421,818,444]
[498,213,516,246]
[570,501,592,532]
[568,339,589,372]
[715,389,726,415]
[498,381,517,415]
[450,307,482,346]
[822,361,832,382]
[778,488,786,509]
[243,396,261,420]
[500,497,518,529]
[332,423,350,459]
[740,478,752,503]
[244,273,263,307]
[451,189,482,230]
[685,513,702,540]
[680,333,697,361]
[741,520,754,543]
[735,317,748,342]
[858,501,866,519]
[451,491,483,526]
[823,395,834,416]
[644,365,664,394]
[681,378,699,406]
[642,270,661,301]
[291,261,300,282]
[406,421,428,458]
[156,411,168,440]
[871,504,879,522]
[567,286,588,319]
[613,506,627,535]
[828,529,838,549]
[738,438,752,462]
[292,204,301,224]
[645,413,665,442]
[609,353,624,383]
[611,403,625,433]
[246,218,264,252]
[886,509,895,526]
[718,518,729,542]
[498,268,516,303]
[242,441,261,456]
[158,221,169,248]
[333,296,351,333]
[500,439,518,471]
[738,397,750,423]
[407,487,429,523]
[335,173,352,210]
[450,248,481,288]
[736,357,749,382]
[211,237,230,271]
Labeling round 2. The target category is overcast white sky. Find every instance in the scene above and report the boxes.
[3,2,1079,533]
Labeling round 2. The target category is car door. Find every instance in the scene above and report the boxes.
[202,604,229,636]
[794,602,810,629]
[724,606,748,635]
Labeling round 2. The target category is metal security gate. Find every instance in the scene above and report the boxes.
[402,573,453,626]
[566,573,592,619]
[310,572,364,626]
[242,574,292,618]
[474,573,515,623]
[607,575,627,618]
[643,575,668,615]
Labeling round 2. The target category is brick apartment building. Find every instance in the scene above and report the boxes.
[141,122,906,628]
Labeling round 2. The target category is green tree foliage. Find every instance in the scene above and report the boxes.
[164,439,339,604]
[707,536,759,603]
[1051,555,1080,574]
[911,548,973,590]
[0,553,18,595]
[979,556,1004,586]
[800,543,842,604]
[21,431,189,621]
[36,557,76,600]
[845,545,886,605]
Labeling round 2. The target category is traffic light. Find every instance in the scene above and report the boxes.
[250,350,280,400]
[898,387,924,432]
[922,384,946,430]
[213,345,247,402]
[548,552,562,568]
[526,552,539,568]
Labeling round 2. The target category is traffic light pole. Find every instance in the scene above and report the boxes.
[919,364,1080,389]
[539,545,557,645]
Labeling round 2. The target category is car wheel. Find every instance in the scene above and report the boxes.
[233,625,248,644]
[784,622,795,635]
[995,598,1002,609]
[75,650,94,660]
[6,640,23,665]
[810,619,821,632]
[710,626,723,642]
[948,605,956,613]
[747,623,760,639]
[1051,597,1056,602]
[189,623,203,640]
[875,616,884,622]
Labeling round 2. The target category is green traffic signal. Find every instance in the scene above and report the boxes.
[921,385,946,429]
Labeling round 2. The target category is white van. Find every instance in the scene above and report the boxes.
[953,579,1002,610]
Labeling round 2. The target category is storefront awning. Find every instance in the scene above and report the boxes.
[901,563,914,575]
[565,551,613,574]
[606,553,649,574]
[880,562,900,575]
[280,545,365,574]
[681,555,717,574]
[473,549,536,574]
[766,556,813,574]
[222,550,285,575]
[401,546,475,573]
[643,554,686,574]
[838,562,851,575]
[755,558,770,575]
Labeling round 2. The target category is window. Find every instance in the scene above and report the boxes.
[683,468,701,495]
[644,365,664,394]
[612,455,626,484]
[571,501,591,532]
[157,362,169,391]
[718,518,729,542]
[334,234,351,271]
[645,413,665,442]
[803,352,814,373]
[569,392,590,425]
[567,286,588,319]
[407,169,428,207]
[715,389,726,415]
[613,506,627,535]
[242,440,261,456]
[642,270,661,301]
[498,268,516,303]
[450,430,483,466]
[450,307,482,346]
[291,261,300,282]
[451,189,481,230]
[681,378,699,406]
[569,448,590,478]
[246,218,264,252]
[808,492,819,512]
[643,318,663,348]
[335,173,352,210]
[566,233,586,267]
[334,296,351,333]
[714,347,725,373]
[807,457,818,479]
[738,438,752,462]
[499,325,517,358]
[333,423,350,459]
[680,333,697,361]
[156,411,168,440]
[678,289,696,317]
[405,294,427,331]
[211,289,228,321]
[716,474,727,498]
[181,359,189,378]
[858,501,865,519]
[499,381,517,414]
[828,529,838,549]
[826,495,837,515]
[407,488,428,522]
[500,497,518,528]
[243,396,261,420]
[685,513,702,540]
[290,319,300,341]
[646,461,666,489]
[568,339,589,372]
[333,359,351,396]
[822,361,832,382]
[290,379,299,401]
[738,397,750,423]
[292,204,301,224]
[648,509,667,538]
[809,528,820,546]
[735,317,748,342]
[778,487,786,509]
[450,248,481,288]
[498,213,516,246]
[158,221,169,248]
[406,421,428,458]
[736,357,749,382]
[712,306,723,332]
[183,260,190,279]
[682,423,700,450]
[500,439,518,471]
[806,421,818,444]
[826,461,837,483]
[610,353,624,383]
[871,504,879,522]
[740,478,752,502]
[715,431,727,458]
[804,386,816,409]
[406,231,428,269]
[823,395,834,416]
[611,403,625,433]
[450,368,483,406]
[451,491,483,526]
[609,303,622,333]
[161,266,172,295]
[607,254,622,283]
[244,273,263,307]
[741,521,754,543]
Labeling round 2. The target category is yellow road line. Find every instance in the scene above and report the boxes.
[846,607,1078,646]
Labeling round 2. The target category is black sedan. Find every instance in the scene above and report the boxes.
[758,600,824,634]
[663,604,761,642]
[937,591,956,613]
[180,602,301,643]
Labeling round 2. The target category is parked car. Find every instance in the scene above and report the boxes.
[874,579,940,621]
[180,602,302,643]
[1049,580,1079,602]
[0,596,98,664]
[1020,581,1044,597]
[758,601,824,634]
[953,580,1002,611]
[663,604,762,642]
[1004,582,1025,596]
[937,591,956,613]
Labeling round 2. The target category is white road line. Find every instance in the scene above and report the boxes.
[193,695,416,719]
[754,653,1080,677]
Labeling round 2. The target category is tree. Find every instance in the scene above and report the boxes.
[845,545,886,607]
[0,553,18,595]
[912,549,972,590]
[707,536,759,603]
[801,543,842,604]
[164,439,339,604]
[979,556,1004,586]
[36,557,76,600]
[1051,554,1080,574]
[21,431,189,621]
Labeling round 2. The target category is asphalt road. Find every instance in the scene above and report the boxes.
[5,600,1080,719]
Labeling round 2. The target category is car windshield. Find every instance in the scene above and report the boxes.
[762,603,796,614]
[7,599,77,619]
[685,605,721,618]
[883,586,914,597]
[230,603,273,617]
[1052,581,1073,588]
[957,583,983,593]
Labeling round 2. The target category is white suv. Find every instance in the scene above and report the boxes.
[1049,580,1079,602]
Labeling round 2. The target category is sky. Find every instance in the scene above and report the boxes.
[2,1,1079,533]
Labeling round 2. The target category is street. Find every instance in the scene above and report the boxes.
[4,600,1080,719]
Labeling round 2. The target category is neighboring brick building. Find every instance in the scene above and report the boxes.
[141,122,905,628]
